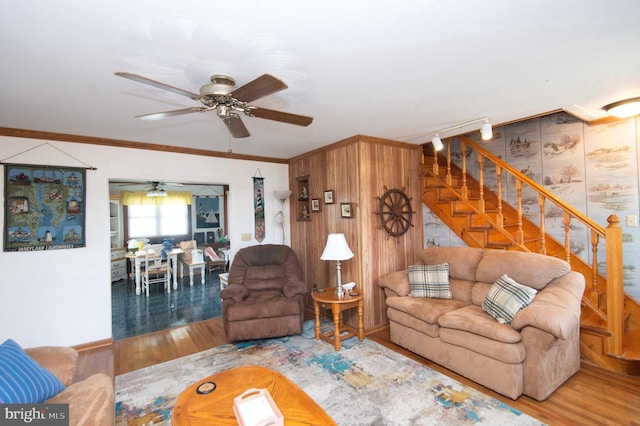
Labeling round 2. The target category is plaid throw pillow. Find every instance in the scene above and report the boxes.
[408,263,452,299]
[482,274,537,324]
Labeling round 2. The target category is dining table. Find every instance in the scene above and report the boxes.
[125,249,183,295]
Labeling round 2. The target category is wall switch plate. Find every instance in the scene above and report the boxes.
[626,215,638,227]
[241,233,252,241]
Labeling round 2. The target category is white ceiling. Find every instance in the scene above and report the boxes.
[2,1,639,159]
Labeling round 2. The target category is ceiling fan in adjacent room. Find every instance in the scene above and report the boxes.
[115,72,313,138]
[118,181,184,197]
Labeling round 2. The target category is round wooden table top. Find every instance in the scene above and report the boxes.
[311,288,363,304]
[172,365,336,425]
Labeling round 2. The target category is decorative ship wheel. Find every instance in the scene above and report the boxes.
[375,187,414,237]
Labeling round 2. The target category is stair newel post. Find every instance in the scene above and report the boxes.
[563,212,572,263]
[515,179,524,244]
[495,165,504,228]
[605,214,624,356]
[477,154,485,213]
[460,139,468,198]
[445,139,452,186]
[590,229,601,307]
[537,194,546,255]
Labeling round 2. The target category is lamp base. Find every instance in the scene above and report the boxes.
[334,285,345,298]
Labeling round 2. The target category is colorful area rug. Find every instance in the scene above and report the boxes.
[115,321,544,425]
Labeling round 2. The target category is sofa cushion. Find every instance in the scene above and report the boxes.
[47,373,114,426]
[24,346,78,387]
[438,305,522,343]
[408,263,452,299]
[0,339,65,404]
[449,278,475,304]
[385,296,467,325]
[439,327,526,364]
[482,274,537,324]
[476,250,570,290]
[421,247,483,282]
[387,307,441,338]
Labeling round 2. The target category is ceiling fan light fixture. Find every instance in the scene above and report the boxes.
[603,97,640,119]
[432,134,444,151]
[199,75,236,97]
[147,182,168,197]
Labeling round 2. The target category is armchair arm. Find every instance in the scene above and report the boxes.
[511,271,585,339]
[378,270,411,297]
[25,346,78,386]
[220,284,248,303]
[283,278,307,298]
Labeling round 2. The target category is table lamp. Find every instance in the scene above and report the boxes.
[320,233,354,298]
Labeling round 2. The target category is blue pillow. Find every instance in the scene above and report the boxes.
[0,339,65,403]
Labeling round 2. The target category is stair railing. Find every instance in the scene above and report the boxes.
[423,135,625,355]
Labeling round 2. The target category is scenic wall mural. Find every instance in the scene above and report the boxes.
[423,112,640,301]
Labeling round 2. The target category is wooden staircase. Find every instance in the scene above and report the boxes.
[421,135,640,376]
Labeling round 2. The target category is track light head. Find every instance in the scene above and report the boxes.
[481,120,493,140]
[432,134,443,151]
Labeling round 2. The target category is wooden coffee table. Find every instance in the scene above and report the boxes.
[172,365,336,425]
[312,288,364,351]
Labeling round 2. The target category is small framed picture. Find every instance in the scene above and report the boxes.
[311,198,321,212]
[340,203,353,218]
[324,190,335,204]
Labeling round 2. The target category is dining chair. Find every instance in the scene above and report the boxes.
[204,246,226,275]
[141,252,171,297]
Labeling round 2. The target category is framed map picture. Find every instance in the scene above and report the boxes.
[4,163,86,251]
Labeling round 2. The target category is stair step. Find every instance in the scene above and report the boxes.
[468,225,492,231]
[485,241,512,249]
[580,312,611,336]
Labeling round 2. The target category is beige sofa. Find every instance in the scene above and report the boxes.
[26,346,114,426]
[378,246,585,400]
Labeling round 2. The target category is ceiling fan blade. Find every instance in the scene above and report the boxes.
[115,72,201,100]
[135,107,206,121]
[229,74,287,103]
[247,107,313,127]
[223,114,251,138]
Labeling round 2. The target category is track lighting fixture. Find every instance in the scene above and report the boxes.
[431,134,444,151]
[431,117,493,147]
[480,119,493,140]
[603,97,640,119]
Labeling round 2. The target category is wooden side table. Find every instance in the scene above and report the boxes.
[312,288,364,351]
[179,259,205,286]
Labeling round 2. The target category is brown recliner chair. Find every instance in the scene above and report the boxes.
[221,244,307,341]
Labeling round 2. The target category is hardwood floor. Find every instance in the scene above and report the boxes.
[80,316,640,425]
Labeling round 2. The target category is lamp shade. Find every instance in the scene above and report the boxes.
[320,233,354,261]
[273,190,292,201]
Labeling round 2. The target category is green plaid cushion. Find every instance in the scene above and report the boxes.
[482,274,537,324]
[408,263,452,299]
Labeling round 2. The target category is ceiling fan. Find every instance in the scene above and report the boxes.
[117,181,183,197]
[115,72,313,138]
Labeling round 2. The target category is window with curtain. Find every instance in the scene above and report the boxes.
[127,204,189,237]
[121,190,192,238]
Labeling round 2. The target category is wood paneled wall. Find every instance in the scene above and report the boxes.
[289,135,423,331]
